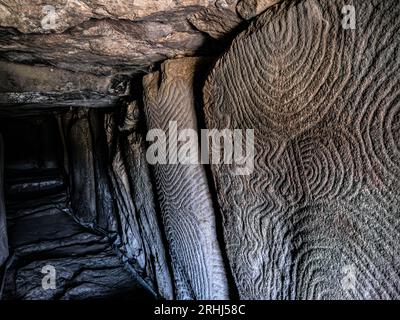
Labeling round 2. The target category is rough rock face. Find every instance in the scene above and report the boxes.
[0,0,285,75]
[0,0,215,33]
[188,0,244,40]
[204,0,400,299]
[236,0,281,19]
[1,15,225,75]
[0,133,7,266]
[2,208,152,300]
[0,113,154,299]
[60,109,117,230]
[143,58,229,299]
[0,1,233,75]
[1,0,399,301]
[0,0,278,75]
[0,61,112,93]
[105,102,174,299]
[0,62,130,117]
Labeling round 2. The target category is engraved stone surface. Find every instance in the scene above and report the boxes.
[143,58,229,299]
[204,0,400,299]
[0,0,399,301]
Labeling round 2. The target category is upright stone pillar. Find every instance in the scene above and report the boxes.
[143,58,229,299]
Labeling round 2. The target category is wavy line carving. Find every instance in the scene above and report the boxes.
[143,58,229,299]
[204,0,400,299]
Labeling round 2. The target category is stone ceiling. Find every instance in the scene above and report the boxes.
[0,0,263,75]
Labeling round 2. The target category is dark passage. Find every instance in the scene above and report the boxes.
[0,113,152,300]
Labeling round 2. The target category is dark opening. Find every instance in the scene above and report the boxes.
[0,115,65,203]
[0,110,152,300]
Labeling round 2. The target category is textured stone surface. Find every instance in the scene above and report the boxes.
[59,109,117,230]
[0,1,265,75]
[0,61,112,93]
[0,110,157,299]
[188,0,244,40]
[1,0,399,301]
[0,62,130,112]
[237,0,281,19]
[0,133,7,267]
[0,2,225,75]
[105,102,174,299]
[2,206,152,300]
[0,92,121,112]
[143,57,229,299]
[204,0,400,299]
[0,0,214,33]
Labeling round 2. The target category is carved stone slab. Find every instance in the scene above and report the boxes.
[143,58,229,299]
[204,0,400,299]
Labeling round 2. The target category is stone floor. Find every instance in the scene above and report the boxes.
[0,171,153,300]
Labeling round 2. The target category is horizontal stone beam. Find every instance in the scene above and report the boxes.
[0,92,120,113]
[0,61,130,94]
[0,61,131,112]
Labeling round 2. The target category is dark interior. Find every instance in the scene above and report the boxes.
[0,111,153,300]
[1,116,65,202]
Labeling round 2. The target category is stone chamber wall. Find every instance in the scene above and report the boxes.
[0,0,399,300]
